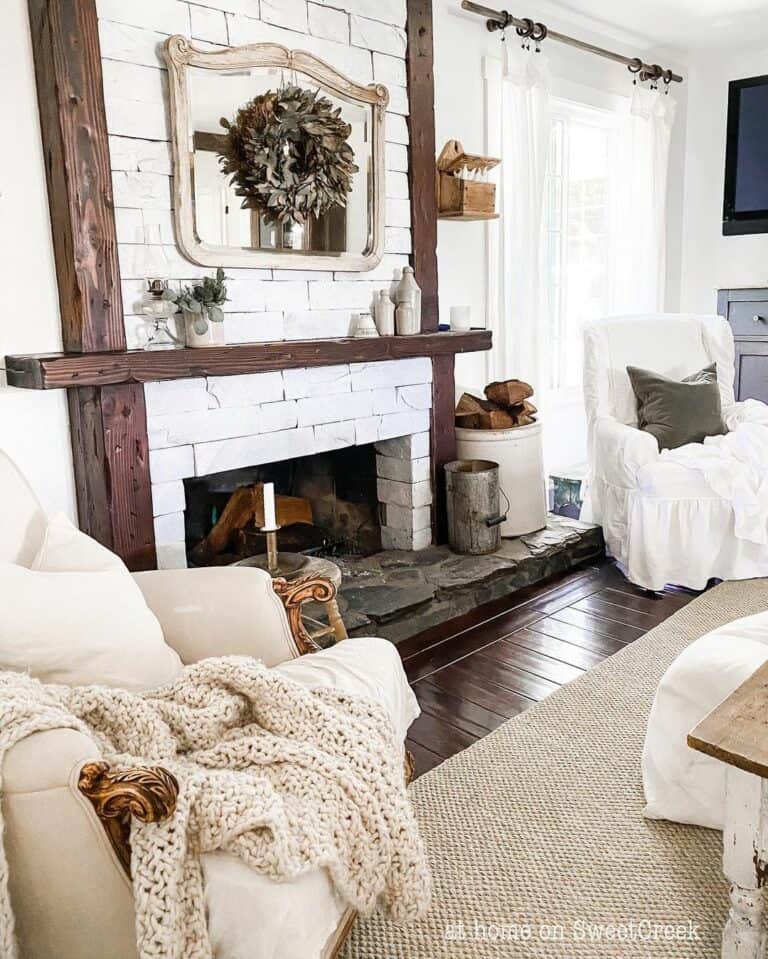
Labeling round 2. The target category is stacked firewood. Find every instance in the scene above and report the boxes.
[455,379,537,430]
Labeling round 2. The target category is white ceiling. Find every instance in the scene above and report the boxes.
[546,0,768,53]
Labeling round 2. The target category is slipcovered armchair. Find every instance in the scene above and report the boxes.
[581,313,768,591]
[0,450,417,959]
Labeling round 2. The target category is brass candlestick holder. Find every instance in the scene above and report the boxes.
[238,524,306,579]
[262,524,281,576]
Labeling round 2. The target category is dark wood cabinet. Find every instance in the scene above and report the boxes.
[717,288,768,401]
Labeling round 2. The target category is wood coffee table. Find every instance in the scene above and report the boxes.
[689,661,768,958]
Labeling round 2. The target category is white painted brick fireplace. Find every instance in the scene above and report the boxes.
[146,357,433,568]
[93,0,438,570]
[95,0,413,349]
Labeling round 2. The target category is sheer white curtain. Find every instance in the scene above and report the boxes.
[485,45,551,387]
[485,57,676,390]
[609,85,677,314]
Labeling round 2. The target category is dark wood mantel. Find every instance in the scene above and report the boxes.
[6,331,491,390]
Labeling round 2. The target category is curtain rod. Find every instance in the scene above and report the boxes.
[460,1,684,84]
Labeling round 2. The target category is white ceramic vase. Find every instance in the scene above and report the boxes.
[183,310,226,348]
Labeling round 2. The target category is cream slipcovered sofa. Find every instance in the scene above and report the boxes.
[643,609,768,830]
[581,313,768,590]
[0,450,418,959]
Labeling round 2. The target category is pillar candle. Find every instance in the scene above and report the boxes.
[263,482,277,530]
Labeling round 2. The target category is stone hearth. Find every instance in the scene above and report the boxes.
[327,515,605,643]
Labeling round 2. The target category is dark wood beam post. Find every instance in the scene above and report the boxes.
[406,0,455,541]
[406,0,439,334]
[28,0,156,570]
[27,0,123,353]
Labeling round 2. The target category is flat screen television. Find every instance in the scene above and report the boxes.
[723,74,768,235]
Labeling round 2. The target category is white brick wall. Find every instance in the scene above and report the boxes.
[144,358,433,566]
[261,0,309,33]
[308,3,350,42]
[190,6,229,44]
[151,479,186,516]
[376,428,433,550]
[96,0,414,347]
[206,372,284,408]
[283,364,351,398]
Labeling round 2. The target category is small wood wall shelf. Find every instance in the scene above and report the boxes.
[437,139,500,222]
[5,331,492,390]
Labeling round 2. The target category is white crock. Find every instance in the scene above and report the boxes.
[183,310,226,348]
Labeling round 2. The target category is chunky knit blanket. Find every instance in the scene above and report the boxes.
[0,657,431,959]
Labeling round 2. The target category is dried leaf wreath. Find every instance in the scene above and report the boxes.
[217,84,359,226]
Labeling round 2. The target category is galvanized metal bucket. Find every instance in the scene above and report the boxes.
[445,459,506,555]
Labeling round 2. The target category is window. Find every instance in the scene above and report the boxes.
[543,100,617,393]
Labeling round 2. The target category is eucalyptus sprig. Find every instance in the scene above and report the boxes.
[165,268,228,336]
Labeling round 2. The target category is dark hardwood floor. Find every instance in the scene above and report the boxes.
[401,561,698,776]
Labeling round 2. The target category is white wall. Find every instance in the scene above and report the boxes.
[0,0,76,519]
[679,46,768,314]
[433,0,493,394]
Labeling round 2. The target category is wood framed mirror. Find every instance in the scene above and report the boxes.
[164,37,389,272]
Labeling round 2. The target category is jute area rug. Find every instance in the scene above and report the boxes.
[343,578,768,958]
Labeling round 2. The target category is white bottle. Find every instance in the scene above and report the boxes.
[395,266,422,331]
[374,289,395,336]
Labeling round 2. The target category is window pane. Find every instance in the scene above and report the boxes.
[549,119,564,176]
[541,104,612,391]
[545,175,562,232]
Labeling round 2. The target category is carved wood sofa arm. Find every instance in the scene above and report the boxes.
[78,761,179,874]
[272,575,340,655]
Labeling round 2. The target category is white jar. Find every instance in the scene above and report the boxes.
[396,302,419,335]
[450,305,472,330]
[354,312,379,337]
[183,310,226,348]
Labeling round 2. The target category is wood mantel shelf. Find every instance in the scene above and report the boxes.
[5,331,492,390]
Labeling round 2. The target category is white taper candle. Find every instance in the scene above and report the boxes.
[263,482,277,530]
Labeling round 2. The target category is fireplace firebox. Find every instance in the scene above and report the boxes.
[185,445,383,567]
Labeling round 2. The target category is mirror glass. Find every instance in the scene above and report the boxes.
[186,64,374,260]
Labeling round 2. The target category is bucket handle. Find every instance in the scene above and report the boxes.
[485,486,511,528]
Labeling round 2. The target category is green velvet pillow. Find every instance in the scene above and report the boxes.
[626,363,727,451]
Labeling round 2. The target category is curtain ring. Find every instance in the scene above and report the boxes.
[531,22,548,42]
[627,57,643,75]
[649,64,662,90]
[515,17,535,38]
[486,10,510,33]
